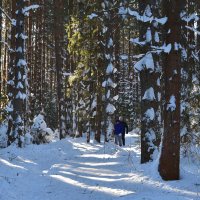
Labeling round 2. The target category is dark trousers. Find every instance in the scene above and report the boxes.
[115,135,122,146]
[122,133,125,146]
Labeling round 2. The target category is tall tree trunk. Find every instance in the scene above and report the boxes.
[95,54,103,143]
[158,0,182,180]
[137,1,161,163]
[31,3,42,116]
[7,0,16,144]
[180,0,193,144]
[0,0,2,100]
[197,1,200,74]
[53,0,65,139]
[13,0,27,147]
[94,5,104,143]
[104,0,116,142]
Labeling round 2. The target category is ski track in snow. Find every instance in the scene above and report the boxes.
[0,132,200,200]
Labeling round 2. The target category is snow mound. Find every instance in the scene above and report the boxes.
[30,114,55,144]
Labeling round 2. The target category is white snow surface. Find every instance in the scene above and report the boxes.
[151,43,172,54]
[130,37,146,46]
[106,63,114,74]
[102,78,117,88]
[17,59,27,67]
[167,95,176,111]
[0,132,200,200]
[154,31,160,43]
[134,53,155,72]
[142,87,156,101]
[106,103,116,114]
[144,107,155,121]
[146,27,152,43]
[88,13,98,19]
[127,7,167,25]
[23,5,40,14]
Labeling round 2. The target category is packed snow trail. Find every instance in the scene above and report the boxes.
[0,132,199,200]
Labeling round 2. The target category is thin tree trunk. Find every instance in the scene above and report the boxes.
[0,0,2,99]
[95,57,103,143]
[53,0,65,139]
[7,0,16,143]
[95,23,104,143]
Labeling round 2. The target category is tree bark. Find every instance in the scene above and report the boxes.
[158,0,182,180]
[13,0,27,147]
[0,0,2,99]
[138,0,161,163]
[53,0,66,139]
[7,0,16,144]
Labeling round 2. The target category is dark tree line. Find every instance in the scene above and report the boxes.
[0,0,200,180]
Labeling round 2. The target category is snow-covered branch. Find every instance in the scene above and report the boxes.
[22,5,39,15]
[119,6,167,24]
[185,25,200,35]
[180,11,199,23]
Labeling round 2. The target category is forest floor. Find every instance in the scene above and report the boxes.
[0,131,200,200]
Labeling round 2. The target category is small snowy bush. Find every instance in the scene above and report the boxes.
[30,114,54,144]
[24,132,33,145]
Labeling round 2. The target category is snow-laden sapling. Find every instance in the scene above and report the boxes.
[30,114,54,144]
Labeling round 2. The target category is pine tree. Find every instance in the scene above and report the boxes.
[158,0,183,180]
[102,0,117,142]
[7,0,16,144]
[53,0,66,139]
[12,0,28,147]
[129,0,162,163]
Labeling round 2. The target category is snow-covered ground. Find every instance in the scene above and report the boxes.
[0,131,200,200]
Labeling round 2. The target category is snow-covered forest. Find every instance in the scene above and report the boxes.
[0,0,200,199]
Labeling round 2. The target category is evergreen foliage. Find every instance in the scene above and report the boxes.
[0,0,199,180]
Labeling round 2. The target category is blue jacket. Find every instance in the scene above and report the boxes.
[114,120,123,135]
